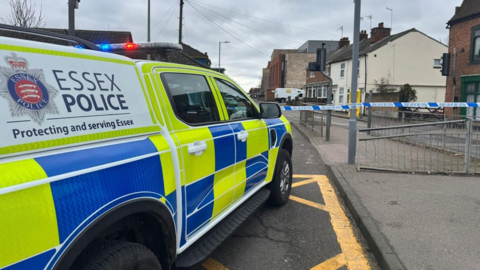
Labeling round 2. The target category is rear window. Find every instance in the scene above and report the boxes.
[161,73,221,125]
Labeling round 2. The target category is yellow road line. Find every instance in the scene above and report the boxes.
[292,178,319,188]
[311,253,346,270]
[293,174,329,179]
[290,195,328,212]
[202,258,230,270]
[316,176,371,270]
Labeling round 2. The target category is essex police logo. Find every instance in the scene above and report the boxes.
[0,53,59,125]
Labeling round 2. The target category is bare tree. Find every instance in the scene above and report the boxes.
[1,0,45,28]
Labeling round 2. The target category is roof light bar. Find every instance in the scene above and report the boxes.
[102,42,183,52]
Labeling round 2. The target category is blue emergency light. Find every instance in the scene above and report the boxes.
[98,44,112,51]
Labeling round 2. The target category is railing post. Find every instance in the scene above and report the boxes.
[356,127,360,171]
[465,118,473,174]
[311,111,314,131]
[367,90,373,135]
[401,111,405,125]
[442,113,447,149]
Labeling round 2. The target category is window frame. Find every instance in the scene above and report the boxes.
[339,87,345,104]
[433,59,442,68]
[470,25,480,64]
[460,76,480,118]
[160,72,223,127]
[213,77,260,122]
[309,71,316,78]
[340,63,345,78]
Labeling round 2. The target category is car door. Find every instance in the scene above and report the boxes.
[212,78,270,203]
[159,72,237,242]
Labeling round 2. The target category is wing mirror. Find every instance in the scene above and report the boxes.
[259,102,282,119]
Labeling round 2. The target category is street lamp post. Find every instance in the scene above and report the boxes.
[386,7,393,33]
[348,0,361,165]
[218,41,230,70]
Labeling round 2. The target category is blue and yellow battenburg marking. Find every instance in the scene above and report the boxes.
[0,136,176,270]
[183,118,290,238]
[0,117,292,269]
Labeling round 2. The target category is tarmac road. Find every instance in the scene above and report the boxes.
[190,124,378,270]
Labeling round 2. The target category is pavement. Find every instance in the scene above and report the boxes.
[283,110,480,270]
[190,124,379,270]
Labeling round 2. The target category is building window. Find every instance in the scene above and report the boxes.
[433,59,442,68]
[310,71,315,78]
[339,87,345,103]
[471,26,480,63]
[465,83,480,119]
[322,86,327,98]
[340,63,345,78]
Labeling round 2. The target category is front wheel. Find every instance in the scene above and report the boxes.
[267,149,293,206]
[72,240,162,270]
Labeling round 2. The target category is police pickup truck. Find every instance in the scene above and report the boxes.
[0,25,293,270]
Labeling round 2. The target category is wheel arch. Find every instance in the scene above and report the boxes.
[279,132,293,157]
[52,198,176,270]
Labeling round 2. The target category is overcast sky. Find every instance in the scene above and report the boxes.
[0,0,463,90]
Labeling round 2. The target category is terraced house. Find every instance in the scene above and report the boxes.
[445,0,480,119]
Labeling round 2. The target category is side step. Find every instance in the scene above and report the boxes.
[175,188,271,268]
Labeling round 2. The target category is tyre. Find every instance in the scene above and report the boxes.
[267,149,293,206]
[72,240,162,270]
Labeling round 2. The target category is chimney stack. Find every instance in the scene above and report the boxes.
[360,30,368,41]
[338,37,350,49]
[370,22,391,44]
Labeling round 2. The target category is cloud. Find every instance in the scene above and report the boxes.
[0,0,462,91]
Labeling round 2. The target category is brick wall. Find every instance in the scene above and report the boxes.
[261,68,271,101]
[269,54,283,91]
[445,17,480,117]
[306,70,330,84]
[372,92,400,114]
[285,53,316,89]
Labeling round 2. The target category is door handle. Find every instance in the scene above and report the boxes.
[188,141,207,156]
[237,130,249,142]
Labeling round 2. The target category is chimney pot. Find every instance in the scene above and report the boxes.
[370,22,391,44]
[338,37,350,49]
[360,30,368,41]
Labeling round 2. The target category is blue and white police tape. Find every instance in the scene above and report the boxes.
[281,102,480,111]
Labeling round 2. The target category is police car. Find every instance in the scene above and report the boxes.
[0,25,293,270]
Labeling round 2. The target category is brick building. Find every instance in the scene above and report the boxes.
[261,68,270,100]
[304,70,331,103]
[262,49,315,101]
[446,0,480,119]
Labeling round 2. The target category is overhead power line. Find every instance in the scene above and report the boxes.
[155,1,178,41]
[189,2,278,47]
[189,0,340,37]
[185,0,270,57]
[140,0,178,42]
[188,0,300,47]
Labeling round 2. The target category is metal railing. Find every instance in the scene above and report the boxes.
[300,110,326,137]
[357,119,480,174]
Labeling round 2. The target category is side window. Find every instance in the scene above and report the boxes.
[162,73,220,125]
[215,79,257,120]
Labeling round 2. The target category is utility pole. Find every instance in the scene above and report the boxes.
[179,0,184,44]
[68,0,77,36]
[147,0,151,42]
[348,0,361,165]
